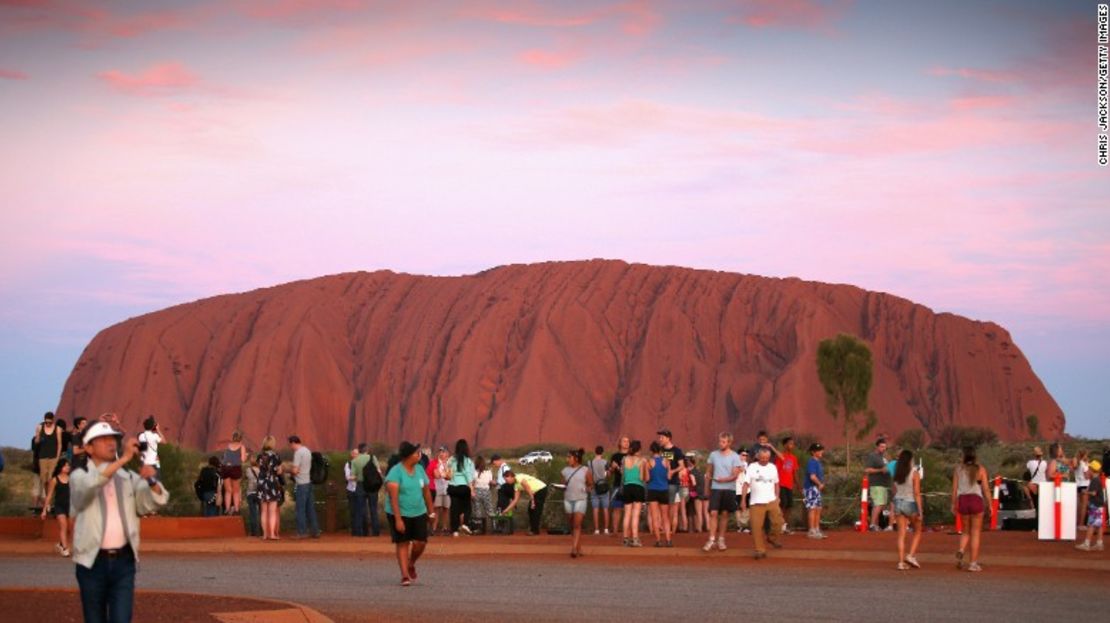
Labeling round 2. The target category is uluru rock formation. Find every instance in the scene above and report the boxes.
[56,260,1064,450]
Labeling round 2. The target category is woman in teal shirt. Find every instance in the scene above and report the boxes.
[385,441,435,587]
[621,440,649,547]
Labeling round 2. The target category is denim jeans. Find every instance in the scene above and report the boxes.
[367,490,381,536]
[294,483,320,536]
[75,546,135,623]
[247,494,262,536]
[349,489,367,536]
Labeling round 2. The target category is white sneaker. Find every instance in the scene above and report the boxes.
[1076,542,1092,551]
[460,525,472,535]
[603,529,610,535]
[883,525,894,532]
[54,543,64,555]
[452,532,460,538]
[818,531,829,539]
[807,531,823,540]
[61,548,70,557]
[1095,542,1105,551]
[593,530,600,535]
[717,538,728,551]
[702,538,716,552]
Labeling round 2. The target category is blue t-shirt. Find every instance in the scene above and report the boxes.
[707,450,742,490]
[385,463,430,517]
[805,457,824,490]
[647,456,669,491]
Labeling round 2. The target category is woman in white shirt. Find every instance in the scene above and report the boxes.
[1074,449,1091,526]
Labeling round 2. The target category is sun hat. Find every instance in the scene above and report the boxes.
[82,421,123,443]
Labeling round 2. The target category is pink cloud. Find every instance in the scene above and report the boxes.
[232,0,372,23]
[0,68,29,79]
[518,47,581,70]
[97,62,200,97]
[928,65,1020,84]
[463,2,596,27]
[0,0,207,43]
[464,0,661,35]
[928,17,1089,93]
[729,0,851,32]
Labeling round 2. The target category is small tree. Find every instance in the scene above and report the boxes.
[816,333,875,472]
[1025,414,1039,439]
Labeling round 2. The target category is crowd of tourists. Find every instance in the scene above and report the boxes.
[19,409,1109,613]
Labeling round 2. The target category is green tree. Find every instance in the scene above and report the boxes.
[816,333,876,472]
[1025,414,1039,439]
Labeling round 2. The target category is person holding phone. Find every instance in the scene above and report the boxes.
[136,416,166,481]
[70,418,169,622]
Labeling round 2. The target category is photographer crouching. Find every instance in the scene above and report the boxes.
[71,415,169,623]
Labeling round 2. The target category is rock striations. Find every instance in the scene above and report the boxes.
[56,260,1064,450]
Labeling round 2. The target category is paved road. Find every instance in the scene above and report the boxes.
[0,552,1102,622]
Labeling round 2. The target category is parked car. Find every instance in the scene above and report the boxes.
[518,451,553,465]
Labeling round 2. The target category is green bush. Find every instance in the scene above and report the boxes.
[156,443,208,516]
[932,426,998,450]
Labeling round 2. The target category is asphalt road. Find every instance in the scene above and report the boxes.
[0,552,1102,622]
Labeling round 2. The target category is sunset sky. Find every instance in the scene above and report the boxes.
[1,0,1106,446]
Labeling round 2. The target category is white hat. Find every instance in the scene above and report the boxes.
[83,421,123,443]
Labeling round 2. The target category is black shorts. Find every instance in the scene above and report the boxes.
[708,489,738,513]
[779,487,794,509]
[646,489,670,504]
[388,514,429,544]
[622,484,646,503]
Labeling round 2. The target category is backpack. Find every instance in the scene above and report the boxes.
[310,451,329,485]
[362,457,383,493]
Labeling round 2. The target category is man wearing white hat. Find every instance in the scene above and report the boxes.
[70,417,169,622]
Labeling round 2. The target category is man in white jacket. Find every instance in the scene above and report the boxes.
[71,419,169,622]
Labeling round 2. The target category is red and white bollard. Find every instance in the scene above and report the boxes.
[859,475,869,533]
[1053,472,1063,541]
[990,475,1001,530]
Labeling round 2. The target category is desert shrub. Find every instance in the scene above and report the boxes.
[894,428,927,450]
[932,426,998,450]
[156,442,207,516]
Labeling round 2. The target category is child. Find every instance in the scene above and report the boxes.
[805,443,827,539]
[1076,460,1105,551]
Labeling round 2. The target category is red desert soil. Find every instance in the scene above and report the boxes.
[0,589,303,623]
[56,260,1064,450]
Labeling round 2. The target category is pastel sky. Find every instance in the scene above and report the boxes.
[1,0,1107,447]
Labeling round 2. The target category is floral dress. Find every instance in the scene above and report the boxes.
[258,450,284,503]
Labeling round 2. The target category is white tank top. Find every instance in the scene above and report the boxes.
[1075,461,1090,487]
